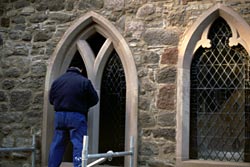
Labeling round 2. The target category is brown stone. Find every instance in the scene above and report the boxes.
[157,85,176,110]
[161,47,178,65]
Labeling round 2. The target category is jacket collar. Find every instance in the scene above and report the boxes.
[67,67,82,74]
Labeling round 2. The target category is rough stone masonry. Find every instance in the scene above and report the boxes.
[1,0,250,167]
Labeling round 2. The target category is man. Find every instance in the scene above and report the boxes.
[48,60,99,167]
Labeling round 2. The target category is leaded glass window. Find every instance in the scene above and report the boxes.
[99,50,126,166]
[190,17,250,162]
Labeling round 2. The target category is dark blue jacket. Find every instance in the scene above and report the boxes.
[49,68,99,114]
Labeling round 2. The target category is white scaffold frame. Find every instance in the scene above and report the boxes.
[82,136,134,167]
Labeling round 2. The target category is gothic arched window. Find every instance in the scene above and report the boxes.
[190,17,250,162]
[42,12,138,167]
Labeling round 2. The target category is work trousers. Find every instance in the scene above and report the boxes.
[48,112,87,167]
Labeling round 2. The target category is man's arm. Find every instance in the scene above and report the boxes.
[86,80,99,108]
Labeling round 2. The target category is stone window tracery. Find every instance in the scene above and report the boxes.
[190,17,250,162]
[177,4,250,167]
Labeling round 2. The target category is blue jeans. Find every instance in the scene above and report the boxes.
[48,112,87,167]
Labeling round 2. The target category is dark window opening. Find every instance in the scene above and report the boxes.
[86,32,106,57]
[69,50,88,77]
[99,50,126,166]
[190,17,250,162]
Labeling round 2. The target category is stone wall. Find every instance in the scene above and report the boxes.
[1,0,250,167]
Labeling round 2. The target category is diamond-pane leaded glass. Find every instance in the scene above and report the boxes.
[99,50,126,166]
[190,17,250,162]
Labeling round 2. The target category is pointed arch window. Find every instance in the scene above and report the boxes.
[68,36,127,166]
[42,12,138,167]
[190,17,250,162]
[177,4,250,167]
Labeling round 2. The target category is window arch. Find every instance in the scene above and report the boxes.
[42,12,138,167]
[190,17,249,162]
[177,4,250,167]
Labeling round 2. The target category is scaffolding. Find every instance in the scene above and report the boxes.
[0,134,36,167]
[82,136,134,167]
